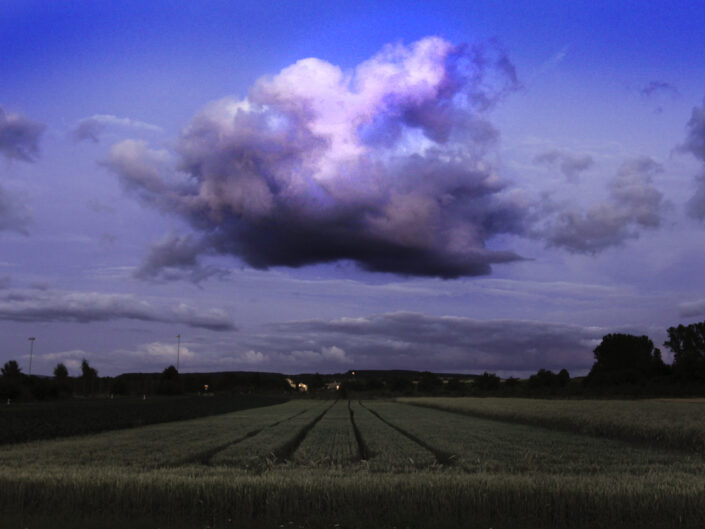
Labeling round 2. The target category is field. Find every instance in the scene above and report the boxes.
[0,394,287,445]
[2,397,705,528]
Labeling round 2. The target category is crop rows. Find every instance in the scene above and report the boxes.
[0,400,316,470]
[211,400,331,467]
[291,400,359,466]
[400,396,705,453]
[4,398,705,527]
[364,400,705,474]
[349,400,436,471]
[0,394,286,445]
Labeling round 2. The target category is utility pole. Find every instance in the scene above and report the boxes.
[176,334,181,371]
[28,337,35,376]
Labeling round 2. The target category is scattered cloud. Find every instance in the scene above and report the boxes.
[103,36,528,279]
[72,114,163,143]
[538,157,665,253]
[537,45,569,74]
[0,287,235,331]
[134,233,230,284]
[237,349,267,365]
[679,299,705,318]
[533,149,594,182]
[0,106,43,234]
[0,105,45,162]
[640,80,679,98]
[679,97,705,219]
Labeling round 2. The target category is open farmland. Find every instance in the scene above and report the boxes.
[3,398,705,528]
[400,396,705,452]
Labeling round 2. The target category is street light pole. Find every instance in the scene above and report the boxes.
[176,334,181,372]
[28,337,35,376]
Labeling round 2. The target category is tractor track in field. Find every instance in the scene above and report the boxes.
[176,407,312,466]
[348,400,370,461]
[358,401,457,467]
[275,400,337,463]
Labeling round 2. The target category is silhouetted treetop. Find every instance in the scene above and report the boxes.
[665,321,705,378]
[1,360,22,379]
[53,363,68,379]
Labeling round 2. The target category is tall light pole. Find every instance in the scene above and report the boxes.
[28,337,35,376]
[176,334,181,372]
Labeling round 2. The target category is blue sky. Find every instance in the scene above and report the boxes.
[2,1,705,376]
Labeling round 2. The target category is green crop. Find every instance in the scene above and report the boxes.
[400,396,705,452]
[3,397,705,528]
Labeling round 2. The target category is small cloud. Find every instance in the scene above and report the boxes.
[0,105,45,162]
[321,345,352,363]
[72,114,163,143]
[238,350,267,364]
[678,97,705,220]
[537,157,664,253]
[134,233,230,285]
[679,299,705,318]
[640,80,679,98]
[533,149,594,182]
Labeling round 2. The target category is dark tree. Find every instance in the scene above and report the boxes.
[80,359,98,395]
[1,360,22,379]
[161,365,179,381]
[664,321,705,379]
[474,372,500,391]
[158,365,182,395]
[81,359,97,379]
[528,369,570,389]
[504,376,520,389]
[588,333,665,385]
[53,363,69,379]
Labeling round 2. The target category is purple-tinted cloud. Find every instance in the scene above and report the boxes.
[71,114,163,143]
[679,97,705,219]
[135,233,229,284]
[538,157,664,253]
[533,149,594,182]
[640,80,679,98]
[679,299,705,318]
[103,37,527,278]
[248,311,604,375]
[0,287,235,331]
[0,106,44,234]
[0,106,45,162]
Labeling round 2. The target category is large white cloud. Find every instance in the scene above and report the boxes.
[103,37,526,278]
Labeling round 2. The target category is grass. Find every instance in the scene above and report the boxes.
[3,397,705,528]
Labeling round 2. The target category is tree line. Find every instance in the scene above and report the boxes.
[3,319,705,400]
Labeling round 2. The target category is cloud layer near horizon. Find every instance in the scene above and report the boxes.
[241,312,605,374]
[0,287,235,331]
[104,37,529,278]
